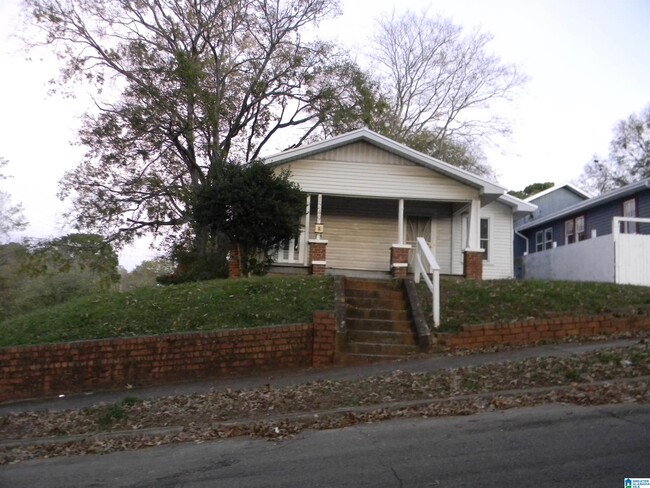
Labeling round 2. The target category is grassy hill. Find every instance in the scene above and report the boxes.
[0,276,334,347]
[1,275,649,347]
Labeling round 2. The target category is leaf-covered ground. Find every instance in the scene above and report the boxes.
[1,344,648,464]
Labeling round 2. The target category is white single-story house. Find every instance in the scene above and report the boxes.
[255,128,534,280]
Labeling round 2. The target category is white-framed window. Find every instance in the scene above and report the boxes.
[535,227,553,252]
[544,228,553,249]
[575,216,585,241]
[565,219,575,244]
[480,218,489,261]
[535,230,543,252]
[565,216,586,243]
[276,236,302,263]
[623,198,637,234]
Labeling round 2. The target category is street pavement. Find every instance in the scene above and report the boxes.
[1,402,648,487]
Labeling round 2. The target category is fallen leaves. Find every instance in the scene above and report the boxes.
[0,343,648,464]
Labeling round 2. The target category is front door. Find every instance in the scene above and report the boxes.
[405,216,436,272]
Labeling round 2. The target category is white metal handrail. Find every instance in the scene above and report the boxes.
[414,237,441,327]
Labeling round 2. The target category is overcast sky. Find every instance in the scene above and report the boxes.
[1,0,649,269]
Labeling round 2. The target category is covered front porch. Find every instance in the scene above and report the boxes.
[270,193,486,280]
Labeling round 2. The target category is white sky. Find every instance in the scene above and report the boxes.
[1,0,649,269]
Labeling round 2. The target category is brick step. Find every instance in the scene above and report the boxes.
[346,307,410,321]
[347,329,417,346]
[345,318,414,332]
[344,288,405,301]
[345,278,402,291]
[345,342,420,356]
[345,297,409,310]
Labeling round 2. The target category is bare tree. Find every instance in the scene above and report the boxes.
[22,0,343,255]
[371,10,526,175]
[578,104,650,194]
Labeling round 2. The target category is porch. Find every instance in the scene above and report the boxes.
[269,194,486,280]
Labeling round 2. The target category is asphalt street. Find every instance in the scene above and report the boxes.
[1,402,648,487]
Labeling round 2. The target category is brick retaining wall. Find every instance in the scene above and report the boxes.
[438,313,650,349]
[0,312,336,403]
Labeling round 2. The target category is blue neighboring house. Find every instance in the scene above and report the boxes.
[515,178,650,286]
[516,178,650,253]
[513,183,591,276]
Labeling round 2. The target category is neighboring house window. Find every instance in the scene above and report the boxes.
[480,218,489,261]
[623,198,637,234]
[565,220,574,244]
[535,227,553,252]
[575,216,585,241]
[544,228,553,249]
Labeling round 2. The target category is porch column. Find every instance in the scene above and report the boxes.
[390,198,410,278]
[228,244,242,279]
[309,193,327,275]
[464,198,483,280]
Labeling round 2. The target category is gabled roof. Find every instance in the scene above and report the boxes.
[523,183,591,202]
[264,128,506,198]
[517,178,650,231]
[498,193,538,219]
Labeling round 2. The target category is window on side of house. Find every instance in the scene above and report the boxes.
[480,218,489,261]
[623,198,637,234]
[544,228,553,249]
[535,230,544,252]
[565,219,575,244]
[576,216,586,241]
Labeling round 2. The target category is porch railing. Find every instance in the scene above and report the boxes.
[414,237,441,328]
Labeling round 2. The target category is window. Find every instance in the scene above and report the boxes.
[565,216,586,243]
[480,218,489,261]
[575,216,585,241]
[544,228,553,249]
[535,227,553,252]
[623,198,637,234]
[565,220,574,244]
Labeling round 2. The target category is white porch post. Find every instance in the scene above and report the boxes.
[391,198,410,278]
[303,194,311,265]
[397,199,405,245]
[465,198,481,251]
[463,198,484,280]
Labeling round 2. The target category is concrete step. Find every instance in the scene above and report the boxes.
[346,307,410,321]
[345,342,420,356]
[345,296,408,310]
[347,329,417,346]
[345,318,414,332]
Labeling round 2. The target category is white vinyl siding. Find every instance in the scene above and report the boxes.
[275,142,479,201]
[312,197,395,271]
[480,201,515,279]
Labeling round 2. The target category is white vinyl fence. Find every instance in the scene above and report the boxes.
[522,217,650,287]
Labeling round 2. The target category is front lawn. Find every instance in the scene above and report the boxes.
[420,278,650,331]
[0,275,334,347]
